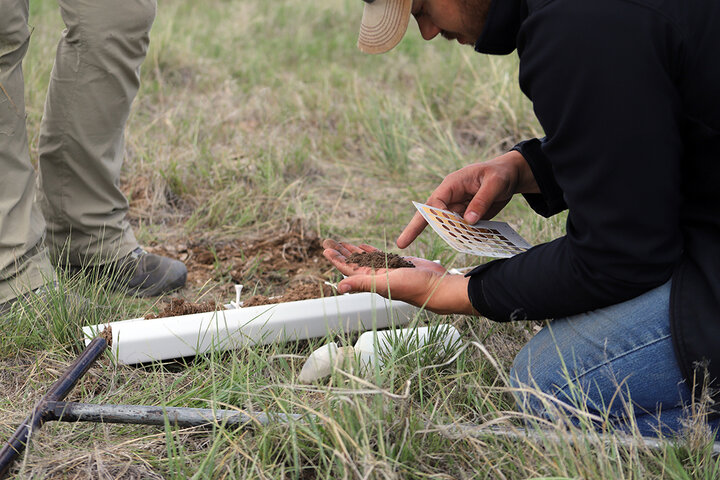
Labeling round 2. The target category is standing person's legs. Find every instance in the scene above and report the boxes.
[37,0,156,265]
[36,0,186,296]
[0,0,55,307]
[510,281,719,438]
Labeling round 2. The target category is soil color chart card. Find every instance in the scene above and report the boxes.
[413,202,532,258]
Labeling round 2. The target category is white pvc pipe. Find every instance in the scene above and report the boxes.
[83,293,417,364]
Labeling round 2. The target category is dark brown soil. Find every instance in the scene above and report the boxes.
[346,251,415,269]
[243,282,335,307]
[145,221,333,298]
[145,298,218,319]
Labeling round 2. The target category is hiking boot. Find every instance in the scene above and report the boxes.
[103,247,187,297]
[1,280,99,320]
[0,285,45,316]
[0,281,59,317]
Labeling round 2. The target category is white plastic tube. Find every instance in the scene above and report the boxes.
[82,293,417,364]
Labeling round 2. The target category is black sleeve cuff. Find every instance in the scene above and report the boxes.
[513,138,567,217]
[465,261,508,322]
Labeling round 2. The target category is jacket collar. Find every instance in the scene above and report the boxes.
[474,0,527,55]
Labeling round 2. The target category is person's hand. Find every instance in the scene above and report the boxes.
[322,239,477,315]
[397,150,538,249]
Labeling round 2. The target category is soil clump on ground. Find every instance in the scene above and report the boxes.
[141,222,338,318]
[146,298,218,319]
[346,251,415,269]
[146,221,333,298]
[243,282,335,307]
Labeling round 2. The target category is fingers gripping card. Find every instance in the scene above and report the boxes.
[413,202,532,258]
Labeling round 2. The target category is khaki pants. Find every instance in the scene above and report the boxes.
[0,0,156,303]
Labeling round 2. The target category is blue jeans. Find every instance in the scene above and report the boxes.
[510,280,719,438]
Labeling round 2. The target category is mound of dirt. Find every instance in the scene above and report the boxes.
[346,251,415,269]
[146,298,218,319]
[146,221,333,297]
[243,282,335,307]
[141,224,413,318]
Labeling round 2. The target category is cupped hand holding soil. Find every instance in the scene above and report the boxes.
[322,238,476,316]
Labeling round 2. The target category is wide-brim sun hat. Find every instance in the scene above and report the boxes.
[358,0,413,54]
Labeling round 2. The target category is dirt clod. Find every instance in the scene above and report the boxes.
[243,283,335,307]
[346,251,415,269]
[100,326,113,346]
[146,298,218,319]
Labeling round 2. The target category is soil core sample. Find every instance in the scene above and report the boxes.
[243,282,335,307]
[346,251,415,269]
[146,298,218,319]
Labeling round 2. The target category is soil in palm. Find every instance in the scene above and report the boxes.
[346,251,415,269]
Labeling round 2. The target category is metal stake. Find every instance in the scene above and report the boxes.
[45,401,303,428]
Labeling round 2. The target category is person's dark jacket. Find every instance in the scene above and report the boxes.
[466,0,720,399]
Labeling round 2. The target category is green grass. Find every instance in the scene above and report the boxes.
[2,0,718,477]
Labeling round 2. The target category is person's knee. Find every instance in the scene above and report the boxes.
[0,11,31,62]
[111,0,156,38]
[511,342,551,415]
[511,328,564,389]
[66,0,156,63]
[510,329,574,416]
[90,0,155,35]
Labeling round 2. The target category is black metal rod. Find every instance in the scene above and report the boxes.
[0,331,110,479]
[46,402,304,428]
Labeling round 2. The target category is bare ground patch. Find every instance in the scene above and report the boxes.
[146,220,334,300]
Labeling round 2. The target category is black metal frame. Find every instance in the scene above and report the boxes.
[0,333,110,478]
